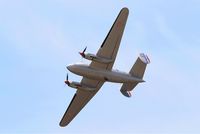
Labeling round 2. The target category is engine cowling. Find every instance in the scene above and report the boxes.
[84,53,113,63]
[79,47,113,63]
[66,81,96,92]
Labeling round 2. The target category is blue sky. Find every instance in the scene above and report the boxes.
[0,0,200,133]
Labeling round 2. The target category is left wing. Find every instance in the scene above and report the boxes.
[59,78,104,127]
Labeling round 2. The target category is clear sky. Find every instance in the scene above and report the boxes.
[0,0,200,133]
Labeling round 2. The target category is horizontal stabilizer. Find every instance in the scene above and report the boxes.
[120,82,138,97]
[129,53,150,79]
[121,90,132,97]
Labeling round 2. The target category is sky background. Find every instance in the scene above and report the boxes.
[0,0,200,133]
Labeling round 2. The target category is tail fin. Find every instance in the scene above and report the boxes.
[120,53,150,97]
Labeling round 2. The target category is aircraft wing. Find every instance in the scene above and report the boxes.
[59,78,104,126]
[60,7,129,127]
[90,7,129,70]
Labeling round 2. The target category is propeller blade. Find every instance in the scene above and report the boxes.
[66,73,68,81]
[65,73,70,86]
[79,46,87,57]
[83,46,87,53]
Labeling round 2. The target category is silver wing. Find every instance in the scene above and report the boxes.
[60,7,129,127]
[59,78,104,126]
[90,7,129,70]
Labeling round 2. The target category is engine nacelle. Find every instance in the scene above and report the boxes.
[68,81,96,92]
[84,53,113,63]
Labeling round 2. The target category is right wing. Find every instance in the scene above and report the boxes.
[90,7,129,70]
[59,78,104,127]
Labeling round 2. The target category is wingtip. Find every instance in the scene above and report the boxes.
[59,124,65,127]
[59,121,68,127]
[120,90,132,98]
[139,53,150,64]
[121,7,129,14]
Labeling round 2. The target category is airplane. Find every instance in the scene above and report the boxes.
[60,7,150,127]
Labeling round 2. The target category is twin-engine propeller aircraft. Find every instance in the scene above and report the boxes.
[60,7,150,127]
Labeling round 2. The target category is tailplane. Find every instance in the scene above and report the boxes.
[120,53,150,97]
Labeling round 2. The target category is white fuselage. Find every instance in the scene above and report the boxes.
[67,63,144,83]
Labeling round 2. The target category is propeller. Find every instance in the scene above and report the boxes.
[79,46,87,57]
[64,73,70,86]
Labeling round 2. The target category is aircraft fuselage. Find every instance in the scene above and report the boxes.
[67,63,144,84]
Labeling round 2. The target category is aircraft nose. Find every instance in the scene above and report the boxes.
[66,64,72,71]
[67,64,76,73]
